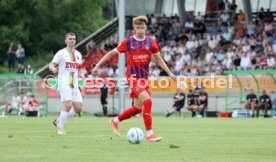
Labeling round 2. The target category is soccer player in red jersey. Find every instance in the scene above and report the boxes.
[92,16,176,142]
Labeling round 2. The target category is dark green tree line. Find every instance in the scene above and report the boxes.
[0,0,108,68]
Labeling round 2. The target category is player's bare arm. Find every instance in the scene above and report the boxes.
[49,62,58,74]
[153,53,176,81]
[92,49,118,74]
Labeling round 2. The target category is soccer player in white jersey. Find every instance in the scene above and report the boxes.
[49,33,83,135]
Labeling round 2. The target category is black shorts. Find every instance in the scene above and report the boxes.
[198,103,207,108]
[101,98,107,105]
[173,103,182,111]
[259,102,272,109]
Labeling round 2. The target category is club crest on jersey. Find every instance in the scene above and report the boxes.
[145,45,149,50]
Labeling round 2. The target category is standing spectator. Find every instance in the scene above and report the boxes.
[265,9,273,22]
[100,80,109,117]
[24,65,33,74]
[6,42,17,72]
[231,0,237,14]
[218,0,225,11]
[258,7,265,21]
[16,43,25,66]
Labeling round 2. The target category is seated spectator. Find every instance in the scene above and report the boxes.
[220,11,230,26]
[195,12,204,22]
[24,65,33,74]
[257,90,272,118]
[267,53,276,69]
[246,20,257,37]
[18,92,28,116]
[237,10,245,24]
[209,23,221,36]
[222,55,232,70]
[17,64,25,74]
[194,87,208,117]
[184,19,194,33]
[151,66,161,77]
[25,95,40,112]
[215,61,224,75]
[244,89,258,118]
[259,54,268,69]
[185,89,196,116]
[187,87,208,117]
[240,52,251,70]
[208,36,218,50]
[1,92,20,116]
[165,88,185,117]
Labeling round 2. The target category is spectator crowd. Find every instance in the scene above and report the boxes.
[81,1,276,78]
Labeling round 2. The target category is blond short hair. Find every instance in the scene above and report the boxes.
[65,32,75,39]
[133,16,148,25]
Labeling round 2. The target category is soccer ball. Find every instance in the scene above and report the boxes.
[127,127,144,144]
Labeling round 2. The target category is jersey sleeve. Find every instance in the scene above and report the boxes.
[151,39,160,54]
[52,51,61,64]
[115,39,127,53]
[78,53,82,64]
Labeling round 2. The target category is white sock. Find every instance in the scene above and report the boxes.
[114,117,120,123]
[68,108,76,118]
[146,130,153,137]
[58,111,69,128]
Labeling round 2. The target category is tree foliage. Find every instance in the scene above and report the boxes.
[0,0,108,59]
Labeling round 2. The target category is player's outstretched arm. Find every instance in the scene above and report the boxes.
[92,50,118,74]
[153,53,176,81]
[49,62,58,74]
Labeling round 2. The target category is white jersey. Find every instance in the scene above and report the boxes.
[11,95,20,107]
[52,48,82,90]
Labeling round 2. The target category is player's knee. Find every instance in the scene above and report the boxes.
[143,98,152,107]
[143,99,152,114]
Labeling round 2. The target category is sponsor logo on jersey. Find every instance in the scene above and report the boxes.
[132,54,148,62]
[65,62,79,70]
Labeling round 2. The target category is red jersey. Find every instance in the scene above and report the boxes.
[28,99,39,107]
[115,36,159,80]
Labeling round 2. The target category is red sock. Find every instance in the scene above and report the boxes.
[118,106,142,122]
[142,99,152,131]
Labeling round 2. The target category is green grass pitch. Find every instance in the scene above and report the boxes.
[0,116,275,162]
